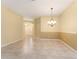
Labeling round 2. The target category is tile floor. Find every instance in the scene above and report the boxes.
[1,37,77,59]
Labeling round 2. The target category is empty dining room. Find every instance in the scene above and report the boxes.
[1,0,77,59]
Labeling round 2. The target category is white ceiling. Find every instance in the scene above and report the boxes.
[2,0,74,19]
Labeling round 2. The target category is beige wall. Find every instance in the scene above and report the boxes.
[33,17,60,39]
[33,18,40,38]
[59,1,77,33]
[40,16,60,39]
[41,16,60,32]
[1,0,76,50]
[1,6,23,47]
[33,1,77,49]
[59,1,77,49]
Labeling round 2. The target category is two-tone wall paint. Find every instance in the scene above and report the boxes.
[1,0,76,50]
[34,1,77,50]
[40,16,60,39]
[33,18,40,39]
[59,1,77,50]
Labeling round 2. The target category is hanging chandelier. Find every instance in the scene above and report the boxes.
[48,8,56,27]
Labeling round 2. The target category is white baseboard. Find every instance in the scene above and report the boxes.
[1,39,23,48]
[59,39,77,53]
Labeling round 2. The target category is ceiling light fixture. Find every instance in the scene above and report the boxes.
[48,8,56,27]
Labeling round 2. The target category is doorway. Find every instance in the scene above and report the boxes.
[24,22,33,36]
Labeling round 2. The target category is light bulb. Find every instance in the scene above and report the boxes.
[54,21,56,24]
[48,21,51,24]
[51,21,54,23]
